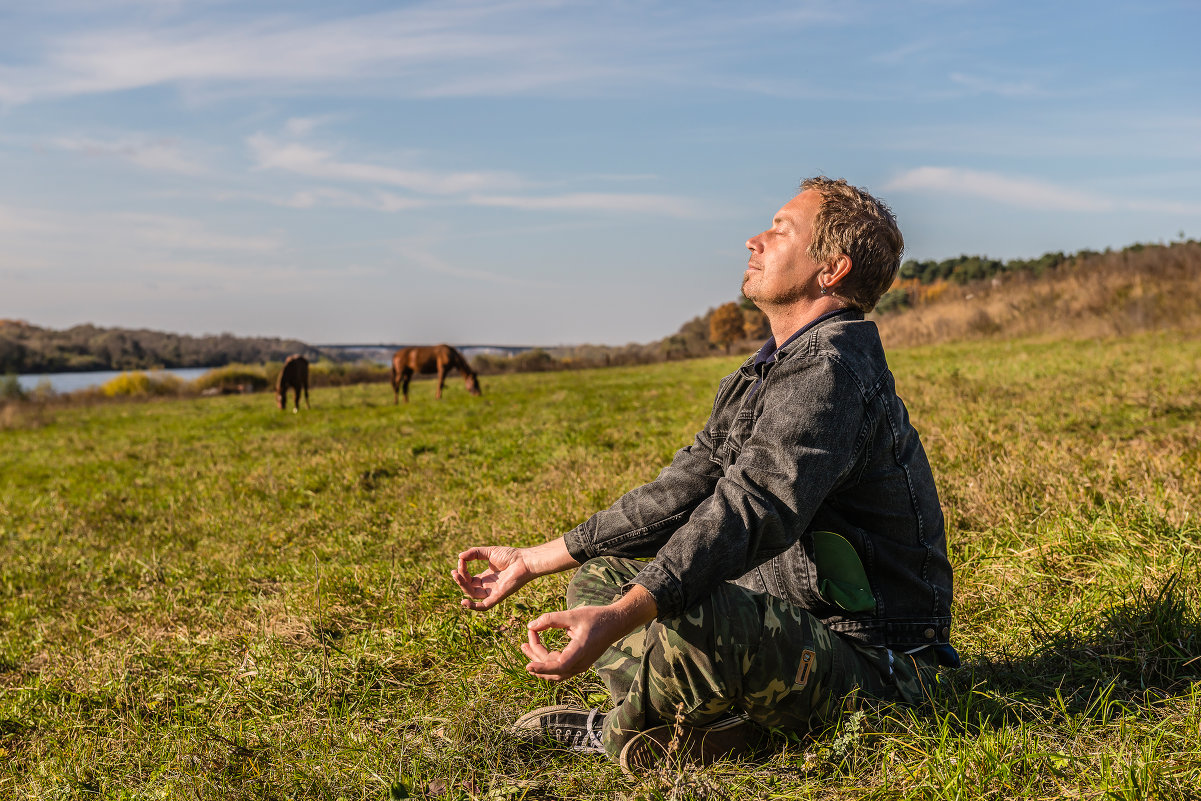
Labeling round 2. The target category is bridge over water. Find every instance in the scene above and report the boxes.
[315,343,536,362]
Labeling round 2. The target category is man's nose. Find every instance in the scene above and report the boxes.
[746,233,764,252]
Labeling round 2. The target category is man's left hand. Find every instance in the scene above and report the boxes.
[522,585,658,681]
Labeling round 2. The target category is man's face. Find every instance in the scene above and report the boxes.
[742,190,825,307]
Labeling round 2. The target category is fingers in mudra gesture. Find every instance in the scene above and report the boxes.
[522,608,609,681]
[451,546,532,610]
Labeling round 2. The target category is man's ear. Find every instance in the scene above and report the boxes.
[824,253,853,289]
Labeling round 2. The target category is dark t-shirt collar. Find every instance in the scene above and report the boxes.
[753,307,860,371]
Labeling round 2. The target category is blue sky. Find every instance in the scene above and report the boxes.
[1,0,1198,346]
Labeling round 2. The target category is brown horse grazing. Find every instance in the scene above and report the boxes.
[276,354,310,412]
[391,344,482,404]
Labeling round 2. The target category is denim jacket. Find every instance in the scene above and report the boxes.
[563,311,954,650]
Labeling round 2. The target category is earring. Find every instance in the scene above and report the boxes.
[819,282,828,295]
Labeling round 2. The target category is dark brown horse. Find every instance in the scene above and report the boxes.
[391,344,482,403]
[276,354,310,412]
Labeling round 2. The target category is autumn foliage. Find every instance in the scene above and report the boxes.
[709,302,745,353]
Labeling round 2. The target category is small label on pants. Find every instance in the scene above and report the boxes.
[795,649,816,688]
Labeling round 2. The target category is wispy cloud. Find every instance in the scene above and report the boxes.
[111,212,280,252]
[404,249,552,288]
[0,202,281,254]
[0,2,632,104]
[0,1,855,105]
[244,130,709,217]
[282,188,427,212]
[948,71,1045,98]
[0,205,58,234]
[117,257,383,288]
[872,37,941,65]
[283,115,338,137]
[51,134,207,174]
[885,167,1112,212]
[247,134,522,195]
[211,187,428,213]
[468,192,708,218]
[1126,198,1201,216]
[886,167,1201,216]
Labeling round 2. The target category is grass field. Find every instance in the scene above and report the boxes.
[2,331,1200,800]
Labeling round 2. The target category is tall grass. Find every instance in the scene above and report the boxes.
[1,330,1199,799]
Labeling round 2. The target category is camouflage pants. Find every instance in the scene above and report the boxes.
[566,556,938,760]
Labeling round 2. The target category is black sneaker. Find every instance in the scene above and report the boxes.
[618,714,752,773]
[511,705,605,753]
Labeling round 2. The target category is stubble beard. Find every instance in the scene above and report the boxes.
[740,272,756,301]
[742,272,808,310]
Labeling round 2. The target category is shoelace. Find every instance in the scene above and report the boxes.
[549,708,603,751]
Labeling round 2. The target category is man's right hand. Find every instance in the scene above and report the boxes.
[451,537,579,612]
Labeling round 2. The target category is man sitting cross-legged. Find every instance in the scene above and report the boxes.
[452,176,958,770]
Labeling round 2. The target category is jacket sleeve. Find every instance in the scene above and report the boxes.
[628,356,864,619]
[562,381,730,564]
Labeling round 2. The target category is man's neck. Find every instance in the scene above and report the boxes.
[764,297,849,344]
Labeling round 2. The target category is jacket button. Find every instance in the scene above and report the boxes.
[923,628,935,640]
[941,627,950,638]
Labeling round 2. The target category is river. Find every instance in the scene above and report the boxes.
[14,346,530,394]
[14,367,216,394]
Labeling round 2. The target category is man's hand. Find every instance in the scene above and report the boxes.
[522,585,658,681]
[451,537,580,611]
[452,546,534,611]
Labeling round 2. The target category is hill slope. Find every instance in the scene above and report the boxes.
[874,240,1201,348]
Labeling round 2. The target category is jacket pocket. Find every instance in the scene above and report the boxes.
[708,432,728,469]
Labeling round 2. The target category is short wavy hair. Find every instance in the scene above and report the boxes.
[800,176,904,312]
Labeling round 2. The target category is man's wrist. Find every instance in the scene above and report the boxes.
[614,583,658,626]
[523,537,580,578]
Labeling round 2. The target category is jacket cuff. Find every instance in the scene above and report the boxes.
[625,561,684,620]
[563,524,594,564]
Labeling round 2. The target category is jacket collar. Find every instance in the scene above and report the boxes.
[749,308,862,372]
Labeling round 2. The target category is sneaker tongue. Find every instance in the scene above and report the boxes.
[585,708,603,751]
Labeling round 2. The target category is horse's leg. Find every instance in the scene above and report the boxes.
[291,384,299,413]
[392,367,400,404]
[435,364,446,400]
[402,368,412,403]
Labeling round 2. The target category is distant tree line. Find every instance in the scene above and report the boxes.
[873,242,1176,314]
[0,320,325,374]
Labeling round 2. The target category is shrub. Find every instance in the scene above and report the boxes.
[191,364,269,393]
[1,373,26,402]
[101,372,151,396]
[0,401,53,431]
[874,288,911,315]
[305,360,390,387]
[965,308,1000,335]
[511,349,556,372]
[29,378,56,402]
[100,371,184,397]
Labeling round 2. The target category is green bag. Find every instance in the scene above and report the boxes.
[812,530,876,613]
